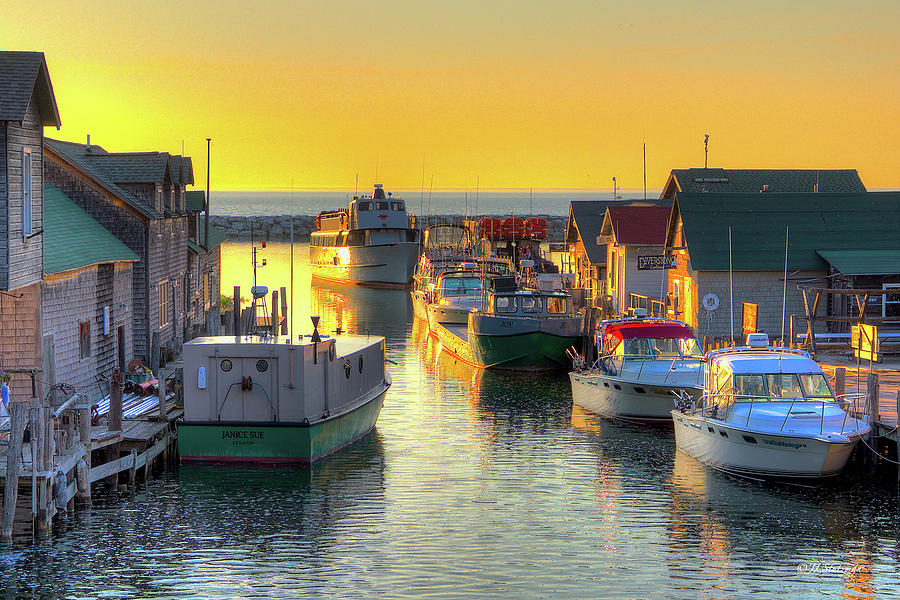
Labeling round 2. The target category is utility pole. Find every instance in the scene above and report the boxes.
[205,138,211,250]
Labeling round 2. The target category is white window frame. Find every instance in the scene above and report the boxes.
[159,280,170,328]
[22,148,32,237]
[884,283,900,323]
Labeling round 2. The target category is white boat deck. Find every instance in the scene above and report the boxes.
[189,334,382,355]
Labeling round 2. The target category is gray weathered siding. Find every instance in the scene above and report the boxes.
[0,122,7,289]
[5,99,44,290]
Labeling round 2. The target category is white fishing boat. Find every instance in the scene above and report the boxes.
[411,223,474,318]
[569,314,704,424]
[671,334,870,480]
[425,269,487,330]
[310,184,420,288]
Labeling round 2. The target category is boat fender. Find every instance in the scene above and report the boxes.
[344,359,351,378]
[329,344,336,362]
[90,404,100,426]
[241,376,253,391]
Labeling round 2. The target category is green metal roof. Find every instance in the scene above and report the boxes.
[185,190,205,212]
[662,168,865,199]
[189,217,229,252]
[44,183,139,275]
[672,191,900,271]
[816,250,900,275]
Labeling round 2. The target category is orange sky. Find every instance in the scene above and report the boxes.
[4,1,899,191]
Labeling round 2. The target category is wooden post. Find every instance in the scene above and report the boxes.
[280,287,288,335]
[151,331,161,372]
[241,307,252,334]
[224,309,234,335]
[271,289,280,336]
[109,368,123,432]
[34,400,49,536]
[233,286,241,335]
[867,372,880,423]
[2,401,28,539]
[75,458,90,506]
[834,367,845,401]
[158,374,167,420]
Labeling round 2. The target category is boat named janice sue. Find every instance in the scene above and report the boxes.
[178,329,390,464]
[310,184,420,288]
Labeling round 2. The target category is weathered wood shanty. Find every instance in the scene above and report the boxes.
[41,183,139,391]
[44,138,196,364]
[663,191,900,344]
[599,205,672,316]
[185,190,226,336]
[0,52,61,400]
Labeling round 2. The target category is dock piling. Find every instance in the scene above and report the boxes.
[2,401,28,539]
[233,286,241,335]
[280,287,288,334]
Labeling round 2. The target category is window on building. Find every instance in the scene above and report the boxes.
[159,280,170,327]
[79,321,90,359]
[156,186,162,212]
[22,148,32,236]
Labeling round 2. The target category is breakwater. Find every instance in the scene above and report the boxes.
[209,214,569,241]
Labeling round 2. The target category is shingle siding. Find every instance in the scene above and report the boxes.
[0,122,8,289]
[0,281,41,400]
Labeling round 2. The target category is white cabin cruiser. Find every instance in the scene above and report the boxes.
[569,315,704,424]
[671,335,870,480]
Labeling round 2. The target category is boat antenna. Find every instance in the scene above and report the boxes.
[643,143,647,201]
[475,175,479,217]
[530,186,533,217]
[420,153,426,217]
[427,174,434,228]
[704,134,709,168]
[374,154,379,184]
[729,225,734,345]
[355,171,358,197]
[465,191,468,222]
[290,177,295,340]
[780,225,789,346]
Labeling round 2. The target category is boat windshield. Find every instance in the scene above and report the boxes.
[615,337,702,359]
[730,372,834,402]
[440,277,484,296]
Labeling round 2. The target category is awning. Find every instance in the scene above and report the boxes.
[816,249,900,275]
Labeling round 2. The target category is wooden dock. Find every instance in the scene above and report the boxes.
[0,368,180,539]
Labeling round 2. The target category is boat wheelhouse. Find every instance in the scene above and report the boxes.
[309,184,420,288]
[178,332,390,465]
[672,337,869,479]
[569,316,704,424]
[425,269,488,330]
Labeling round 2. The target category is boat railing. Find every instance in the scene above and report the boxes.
[683,391,866,436]
[596,353,704,385]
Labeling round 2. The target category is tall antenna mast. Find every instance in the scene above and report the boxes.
[529,186,533,216]
[612,176,617,200]
[643,143,647,201]
[420,154,426,216]
[780,226,789,345]
[704,134,710,169]
[729,225,734,344]
[475,176,479,217]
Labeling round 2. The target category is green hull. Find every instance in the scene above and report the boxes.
[178,392,385,465]
[468,331,578,371]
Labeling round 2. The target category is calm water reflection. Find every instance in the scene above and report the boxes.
[2,241,898,599]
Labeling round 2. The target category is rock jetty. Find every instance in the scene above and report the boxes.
[209,215,569,242]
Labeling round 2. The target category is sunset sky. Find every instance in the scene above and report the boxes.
[3,1,898,191]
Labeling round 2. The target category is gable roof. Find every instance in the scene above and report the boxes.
[0,51,61,127]
[185,190,205,212]
[567,199,669,265]
[668,191,900,271]
[43,183,139,275]
[182,156,194,185]
[44,138,162,220]
[79,152,172,184]
[601,205,671,246]
[660,168,866,199]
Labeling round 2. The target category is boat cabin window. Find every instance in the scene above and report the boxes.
[733,374,766,400]
[766,374,804,399]
[358,201,373,211]
[441,277,484,296]
[495,296,517,313]
[376,201,389,210]
[546,296,567,314]
[391,201,404,211]
[798,373,833,398]
[521,296,543,313]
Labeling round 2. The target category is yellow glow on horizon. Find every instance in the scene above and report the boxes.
[4,1,899,191]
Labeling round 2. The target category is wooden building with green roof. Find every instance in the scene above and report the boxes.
[664,191,900,342]
[42,183,138,394]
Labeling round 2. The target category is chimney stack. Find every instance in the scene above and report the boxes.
[86,134,91,152]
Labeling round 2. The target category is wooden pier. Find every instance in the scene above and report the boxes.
[0,368,180,539]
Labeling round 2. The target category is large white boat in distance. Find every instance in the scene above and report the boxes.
[310,184,420,288]
[671,334,870,480]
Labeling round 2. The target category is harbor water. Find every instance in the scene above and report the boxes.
[3,240,899,599]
